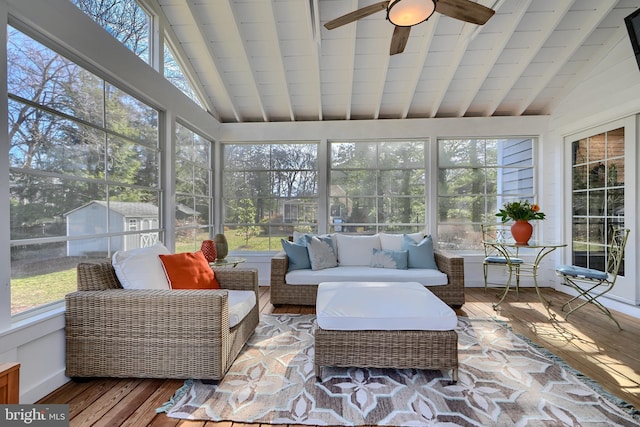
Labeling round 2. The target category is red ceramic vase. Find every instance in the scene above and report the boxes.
[200,240,217,262]
[511,220,533,245]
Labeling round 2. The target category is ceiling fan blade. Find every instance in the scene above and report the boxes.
[390,26,411,55]
[324,1,389,30]
[436,0,495,25]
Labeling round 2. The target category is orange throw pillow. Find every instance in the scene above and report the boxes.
[159,251,220,289]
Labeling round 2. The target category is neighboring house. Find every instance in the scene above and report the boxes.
[64,201,159,256]
[176,203,201,224]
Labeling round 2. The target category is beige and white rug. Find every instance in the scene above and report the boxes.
[158,314,639,426]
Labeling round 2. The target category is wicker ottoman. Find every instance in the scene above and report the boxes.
[314,281,458,383]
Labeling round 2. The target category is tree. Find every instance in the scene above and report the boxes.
[234,198,261,246]
[71,0,148,60]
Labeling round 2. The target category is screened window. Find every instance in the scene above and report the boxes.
[71,0,203,108]
[330,141,426,234]
[571,128,625,273]
[437,138,536,251]
[70,0,150,63]
[174,123,213,252]
[222,143,318,251]
[164,42,203,107]
[8,27,160,315]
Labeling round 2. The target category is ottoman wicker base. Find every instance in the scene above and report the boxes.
[314,327,458,384]
[314,281,459,383]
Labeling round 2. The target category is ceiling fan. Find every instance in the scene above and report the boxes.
[324,0,495,55]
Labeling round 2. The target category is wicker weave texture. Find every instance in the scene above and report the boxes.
[270,250,465,307]
[314,328,458,379]
[66,262,259,380]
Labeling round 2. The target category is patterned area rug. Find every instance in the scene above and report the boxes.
[159,314,639,426]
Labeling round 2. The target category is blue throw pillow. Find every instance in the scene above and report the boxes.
[370,248,408,269]
[401,234,437,269]
[280,239,311,271]
[293,232,311,245]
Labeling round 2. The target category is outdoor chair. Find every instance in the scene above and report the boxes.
[555,227,630,330]
[481,224,523,294]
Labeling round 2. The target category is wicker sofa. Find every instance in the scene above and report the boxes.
[65,261,259,380]
[270,249,465,308]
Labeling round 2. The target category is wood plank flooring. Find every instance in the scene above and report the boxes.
[39,287,640,426]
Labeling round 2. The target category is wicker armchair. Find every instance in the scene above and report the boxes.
[270,249,465,307]
[65,261,259,380]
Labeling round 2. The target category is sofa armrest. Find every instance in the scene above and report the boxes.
[434,250,465,287]
[65,289,230,337]
[270,252,288,287]
[214,267,259,296]
[77,261,122,291]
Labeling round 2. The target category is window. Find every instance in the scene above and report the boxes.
[437,138,536,251]
[8,27,160,315]
[571,128,625,273]
[329,141,426,234]
[164,43,203,107]
[174,123,213,252]
[222,143,318,251]
[70,0,150,64]
[71,0,204,108]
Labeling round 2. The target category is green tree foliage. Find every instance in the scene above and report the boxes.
[223,143,318,229]
[330,141,425,230]
[234,198,261,246]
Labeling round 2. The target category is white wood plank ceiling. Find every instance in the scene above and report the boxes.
[154,0,639,123]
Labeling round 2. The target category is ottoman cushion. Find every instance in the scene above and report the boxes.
[316,281,457,331]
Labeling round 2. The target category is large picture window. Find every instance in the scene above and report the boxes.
[437,138,536,250]
[222,143,318,251]
[571,128,625,273]
[329,140,426,234]
[8,27,160,315]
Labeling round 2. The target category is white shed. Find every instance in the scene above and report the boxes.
[64,201,159,256]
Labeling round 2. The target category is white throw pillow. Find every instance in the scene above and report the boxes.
[379,232,424,251]
[335,234,381,266]
[112,243,171,290]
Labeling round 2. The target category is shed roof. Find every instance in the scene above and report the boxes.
[65,201,158,217]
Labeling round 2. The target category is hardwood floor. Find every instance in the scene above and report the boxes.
[39,287,640,426]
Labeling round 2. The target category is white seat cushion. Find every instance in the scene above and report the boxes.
[316,282,457,331]
[285,265,448,286]
[227,290,256,328]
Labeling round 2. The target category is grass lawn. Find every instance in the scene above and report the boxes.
[11,232,287,314]
[11,269,76,314]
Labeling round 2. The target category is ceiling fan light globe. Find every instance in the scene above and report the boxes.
[387,0,436,27]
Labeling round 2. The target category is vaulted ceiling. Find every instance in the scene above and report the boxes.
[155,0,638,123]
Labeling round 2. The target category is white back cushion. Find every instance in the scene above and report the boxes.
[335,234,381,266]
[112,243,171,290]
[379,232,424,251]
